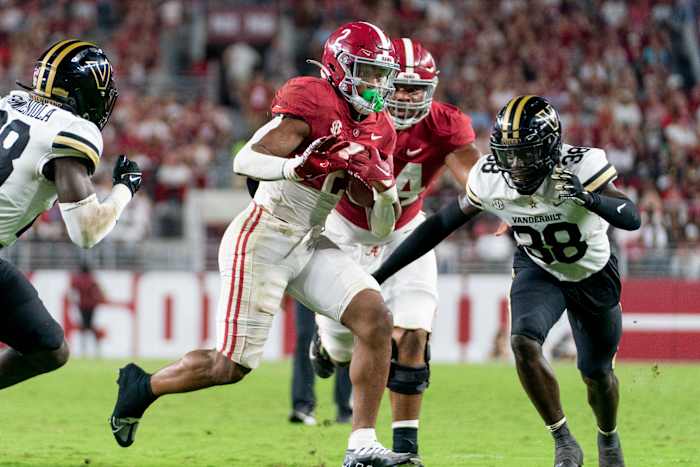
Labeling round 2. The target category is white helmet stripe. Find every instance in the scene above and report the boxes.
[402,38,414,73]
[361,21,391,50]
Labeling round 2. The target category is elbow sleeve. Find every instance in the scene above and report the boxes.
[59,185,132,248]
[369,186,399,239]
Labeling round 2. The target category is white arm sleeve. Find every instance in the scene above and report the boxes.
[233,115,303,181]
[59,184,132,249]
[369,185,399,239]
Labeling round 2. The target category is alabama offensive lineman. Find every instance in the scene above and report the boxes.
[311,38,480,461]
[109,22,420,467]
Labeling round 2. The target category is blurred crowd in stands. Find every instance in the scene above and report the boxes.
[0,0,698,277]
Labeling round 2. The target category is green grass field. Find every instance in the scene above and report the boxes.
[0,359,698,467]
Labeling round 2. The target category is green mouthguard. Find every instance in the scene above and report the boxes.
[361,88,384,112]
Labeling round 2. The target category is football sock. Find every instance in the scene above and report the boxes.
[140,373,157,405]
[130,370,157,417]
[348,428,377,450]
[597,427,620,448]
[598,426,617,436]
[546,417,567,433]
[547,418,574,447]
[392,420,419,454]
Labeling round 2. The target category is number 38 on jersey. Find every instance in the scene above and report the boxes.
[466,144,618,282]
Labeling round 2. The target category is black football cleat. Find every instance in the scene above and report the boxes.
[109,363,155,447]
[109,415,140,448]
[402,454,424,467]
[343,443,422,467]
[598,432,625,467]
[309,329,335,379]
[554,438,584,467]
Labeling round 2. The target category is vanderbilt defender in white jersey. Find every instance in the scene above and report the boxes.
[466,143,616,282]
[0,92,103,245]
[0,40,141,392]
[373,96,640,467]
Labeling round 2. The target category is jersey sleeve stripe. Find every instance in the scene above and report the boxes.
[52,136,99,166]
[583,164,617,192]
[466,185,483,207]
[56,131,100,156]
[51,144,96,165]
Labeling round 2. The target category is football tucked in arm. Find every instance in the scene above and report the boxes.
[344,144,396,208]
[346,176,375,207]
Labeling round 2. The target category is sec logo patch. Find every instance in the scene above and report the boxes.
[330,120,342,136]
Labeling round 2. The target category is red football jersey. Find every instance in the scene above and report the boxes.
[270,76,396,192]
[336,100,475,230]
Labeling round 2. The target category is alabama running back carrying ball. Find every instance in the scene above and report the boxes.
[109,21,421,467]
[312,38,480,461]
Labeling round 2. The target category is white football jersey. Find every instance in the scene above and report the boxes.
[465,144,618,282]
[0,91,102,246]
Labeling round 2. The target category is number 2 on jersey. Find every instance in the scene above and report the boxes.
[0,110,31,186]
[512,222,588,264]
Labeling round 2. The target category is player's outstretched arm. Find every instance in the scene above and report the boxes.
[372,195,481,284]
[55,156,142,248]
[552,168,641,231]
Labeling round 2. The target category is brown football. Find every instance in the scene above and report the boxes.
[346,177,374,207]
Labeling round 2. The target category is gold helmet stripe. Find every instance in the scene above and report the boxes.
[35,39,82,96]
[44,41,96,96]
[511,95,535,139]
[500,95,522,140]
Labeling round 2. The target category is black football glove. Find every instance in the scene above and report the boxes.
[551,167,591,206]
[112,155,142,195]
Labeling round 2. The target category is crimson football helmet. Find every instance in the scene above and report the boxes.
[314,21,399,115]
[386,38,439,129]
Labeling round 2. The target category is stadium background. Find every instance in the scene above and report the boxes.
[0,0,700,361]
[1,1,699,358]
[2,2,700,467]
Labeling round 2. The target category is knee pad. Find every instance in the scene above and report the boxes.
[387,339,431,395]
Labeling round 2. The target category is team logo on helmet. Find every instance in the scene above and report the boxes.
[86,60,112,91]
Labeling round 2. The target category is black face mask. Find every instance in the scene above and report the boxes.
[492,142,551,194]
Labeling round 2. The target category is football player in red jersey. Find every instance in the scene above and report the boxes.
[312,38,480,462]
[109,21,420,467]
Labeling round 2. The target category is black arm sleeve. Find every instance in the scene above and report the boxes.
[585,191,641,231]
[372,197,480,284]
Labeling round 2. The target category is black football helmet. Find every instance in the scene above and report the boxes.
[19,39,118,129]
[490,95,562,195]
